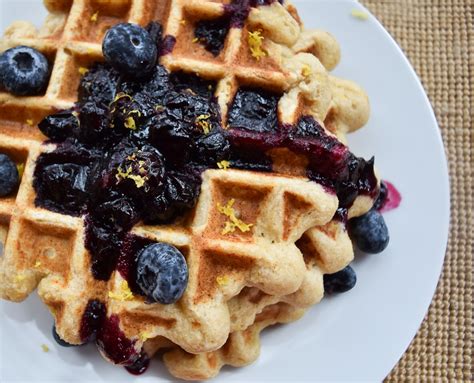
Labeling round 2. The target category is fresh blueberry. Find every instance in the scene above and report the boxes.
[102,23,157,78]
[348,209,390,254]
[0,153,19,197]
[52,325,78,347]
[38,109,79,142]
[324,265,357,294]
[0,46,50,96]
[136,243,188,304]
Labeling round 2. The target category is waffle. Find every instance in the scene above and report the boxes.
[0,0,374,379]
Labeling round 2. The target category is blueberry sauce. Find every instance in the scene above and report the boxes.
[374,180,401,213]
[224,0,284,28]
[96,314,140,365]
[32,19,380,376]
[125,352,151,375]
[195,17,231,56]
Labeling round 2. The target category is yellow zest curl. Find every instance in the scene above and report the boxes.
[16,163,25,178]
[26,119,34,126]
[216,275,229,286]
[41,344,50,352]
[248,30,267,61]
[196,114,211,134]
[351,9,369,20]
[91,11,99,22]
[217,160,230,170]
[108,280,134,301]
[217,199,253,235]
[34,260,42,268]
[78,67,89,75]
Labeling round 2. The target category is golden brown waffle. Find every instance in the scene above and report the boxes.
[0,0,374,379]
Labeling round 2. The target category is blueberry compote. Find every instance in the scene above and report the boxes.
[193,0,284,56]
[33,18,379,375]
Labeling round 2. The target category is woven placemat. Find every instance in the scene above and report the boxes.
[359,1,473,381]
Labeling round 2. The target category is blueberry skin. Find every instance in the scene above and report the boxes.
[102,23,157,78]
[136,243,188,304]
[0,153,19,197]
[52,325,78,347]
[348,209,390,254]
[0,46,50,96]
[324,265,357,294]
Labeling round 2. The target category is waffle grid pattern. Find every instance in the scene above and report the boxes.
[0,0,375,379]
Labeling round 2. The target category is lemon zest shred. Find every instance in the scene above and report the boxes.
[78,67,89,75]
[26,119,34,126]
[248,30,267,61]
[16,163,25,178]
[180,19,187,25]
[108,280,134,301]
[41,344,50,352]
[216,275,229,286]
[192,37,199,43]
[196,114,211,134]
[124,116,137,130]
[139,331,152,342]
[351,9,369,20]
[34,260,42,268]
[217,160,230,170]
[91,11,99,22]
[116,165,148,189]
[217,199,253,235]
[15,274,26,282]
[302,64,312,77]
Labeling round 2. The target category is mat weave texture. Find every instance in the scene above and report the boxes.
[360,1,473,381]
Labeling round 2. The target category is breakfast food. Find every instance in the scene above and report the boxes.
[0,0,396,380]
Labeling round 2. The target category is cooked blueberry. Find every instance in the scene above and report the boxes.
[194,130,230,164]
[194,17,230,56]
[78,102,110,143]
[324,265,357,294]
[228,88,280,133]
[0,153,19,197]
[34,163,90,215]
[143,171,200,224]
[136,243,188,304]
[0,46,50,96]
[38,109,79,142]
[52,325,78,347]
[103,23,157,78]
[348,209,390,254]
[114,145,166,198]
[78,63,120,106]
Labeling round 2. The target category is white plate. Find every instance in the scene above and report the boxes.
[0,0,450,382]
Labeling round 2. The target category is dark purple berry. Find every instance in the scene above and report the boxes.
[52,325,79,347]
[0,46,50,96]
[0,153,19,197]
[78,63,120,106]
[136,243,188,304]
[324,266,357,294]
[348,209,390,254]
[103,23,157,78]
[38,109,79,142]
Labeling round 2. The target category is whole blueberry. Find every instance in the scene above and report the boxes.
[102,23,157,78]
[52,325,78,347]
[0,153,19,197]
[348,209,390,254]
[324,265,357,294]
[136,243,188,304]
[0,46,50,96]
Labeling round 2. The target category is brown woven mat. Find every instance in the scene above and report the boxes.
[359,1,473,381]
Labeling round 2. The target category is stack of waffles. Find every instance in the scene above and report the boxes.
[0,0,375,380]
